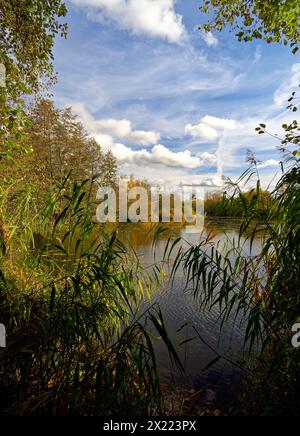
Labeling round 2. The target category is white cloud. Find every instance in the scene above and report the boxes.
[71,0,186,44]
[71,102,160,146]
[111,143,217,169]
[201,31,218,47]
[129,130,160,146]
[179,176,224,188]
[254,46,262,63]
[93,134,115,149]
[201,115,239,130]
[56,29,243,139]
[70,102,217,170]
[117,165,224,190]
[257,159,280,169]
[185,123,219,141]
[274,63,300,107]
[185,115,240,141]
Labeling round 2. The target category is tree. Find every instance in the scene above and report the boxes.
[27,100,105,182]
[0,0,68,159]
[98,150,118,188]
[200,0,300,52]
[0,100,104,190]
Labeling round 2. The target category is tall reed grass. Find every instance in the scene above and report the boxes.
[0,176,181,416]
[162,144,300,414]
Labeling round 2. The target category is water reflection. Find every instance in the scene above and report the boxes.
[118,219,263,401]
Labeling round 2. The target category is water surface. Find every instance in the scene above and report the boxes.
[120,218,263,402]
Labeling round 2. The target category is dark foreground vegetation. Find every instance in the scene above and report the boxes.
[165,147,300,415]
[0,175,183,415]
[0,0,300,416]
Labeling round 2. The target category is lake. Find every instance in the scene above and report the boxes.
[119,218,263,405]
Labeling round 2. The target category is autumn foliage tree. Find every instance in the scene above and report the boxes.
[0,0,68,159]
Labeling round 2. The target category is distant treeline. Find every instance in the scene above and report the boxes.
[204,190,274,218]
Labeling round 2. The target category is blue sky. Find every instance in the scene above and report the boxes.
[53,0,300,189]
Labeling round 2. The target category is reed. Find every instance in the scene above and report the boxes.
[162,139,300,415]
[0,175,181,416]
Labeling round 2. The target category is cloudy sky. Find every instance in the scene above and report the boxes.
[53,0,300,189]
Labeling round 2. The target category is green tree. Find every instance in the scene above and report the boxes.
[200,0,300,52]
[24,100,103,182]
[98,150,118,188]
[0,100,104,193]
[0,0,68,159]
